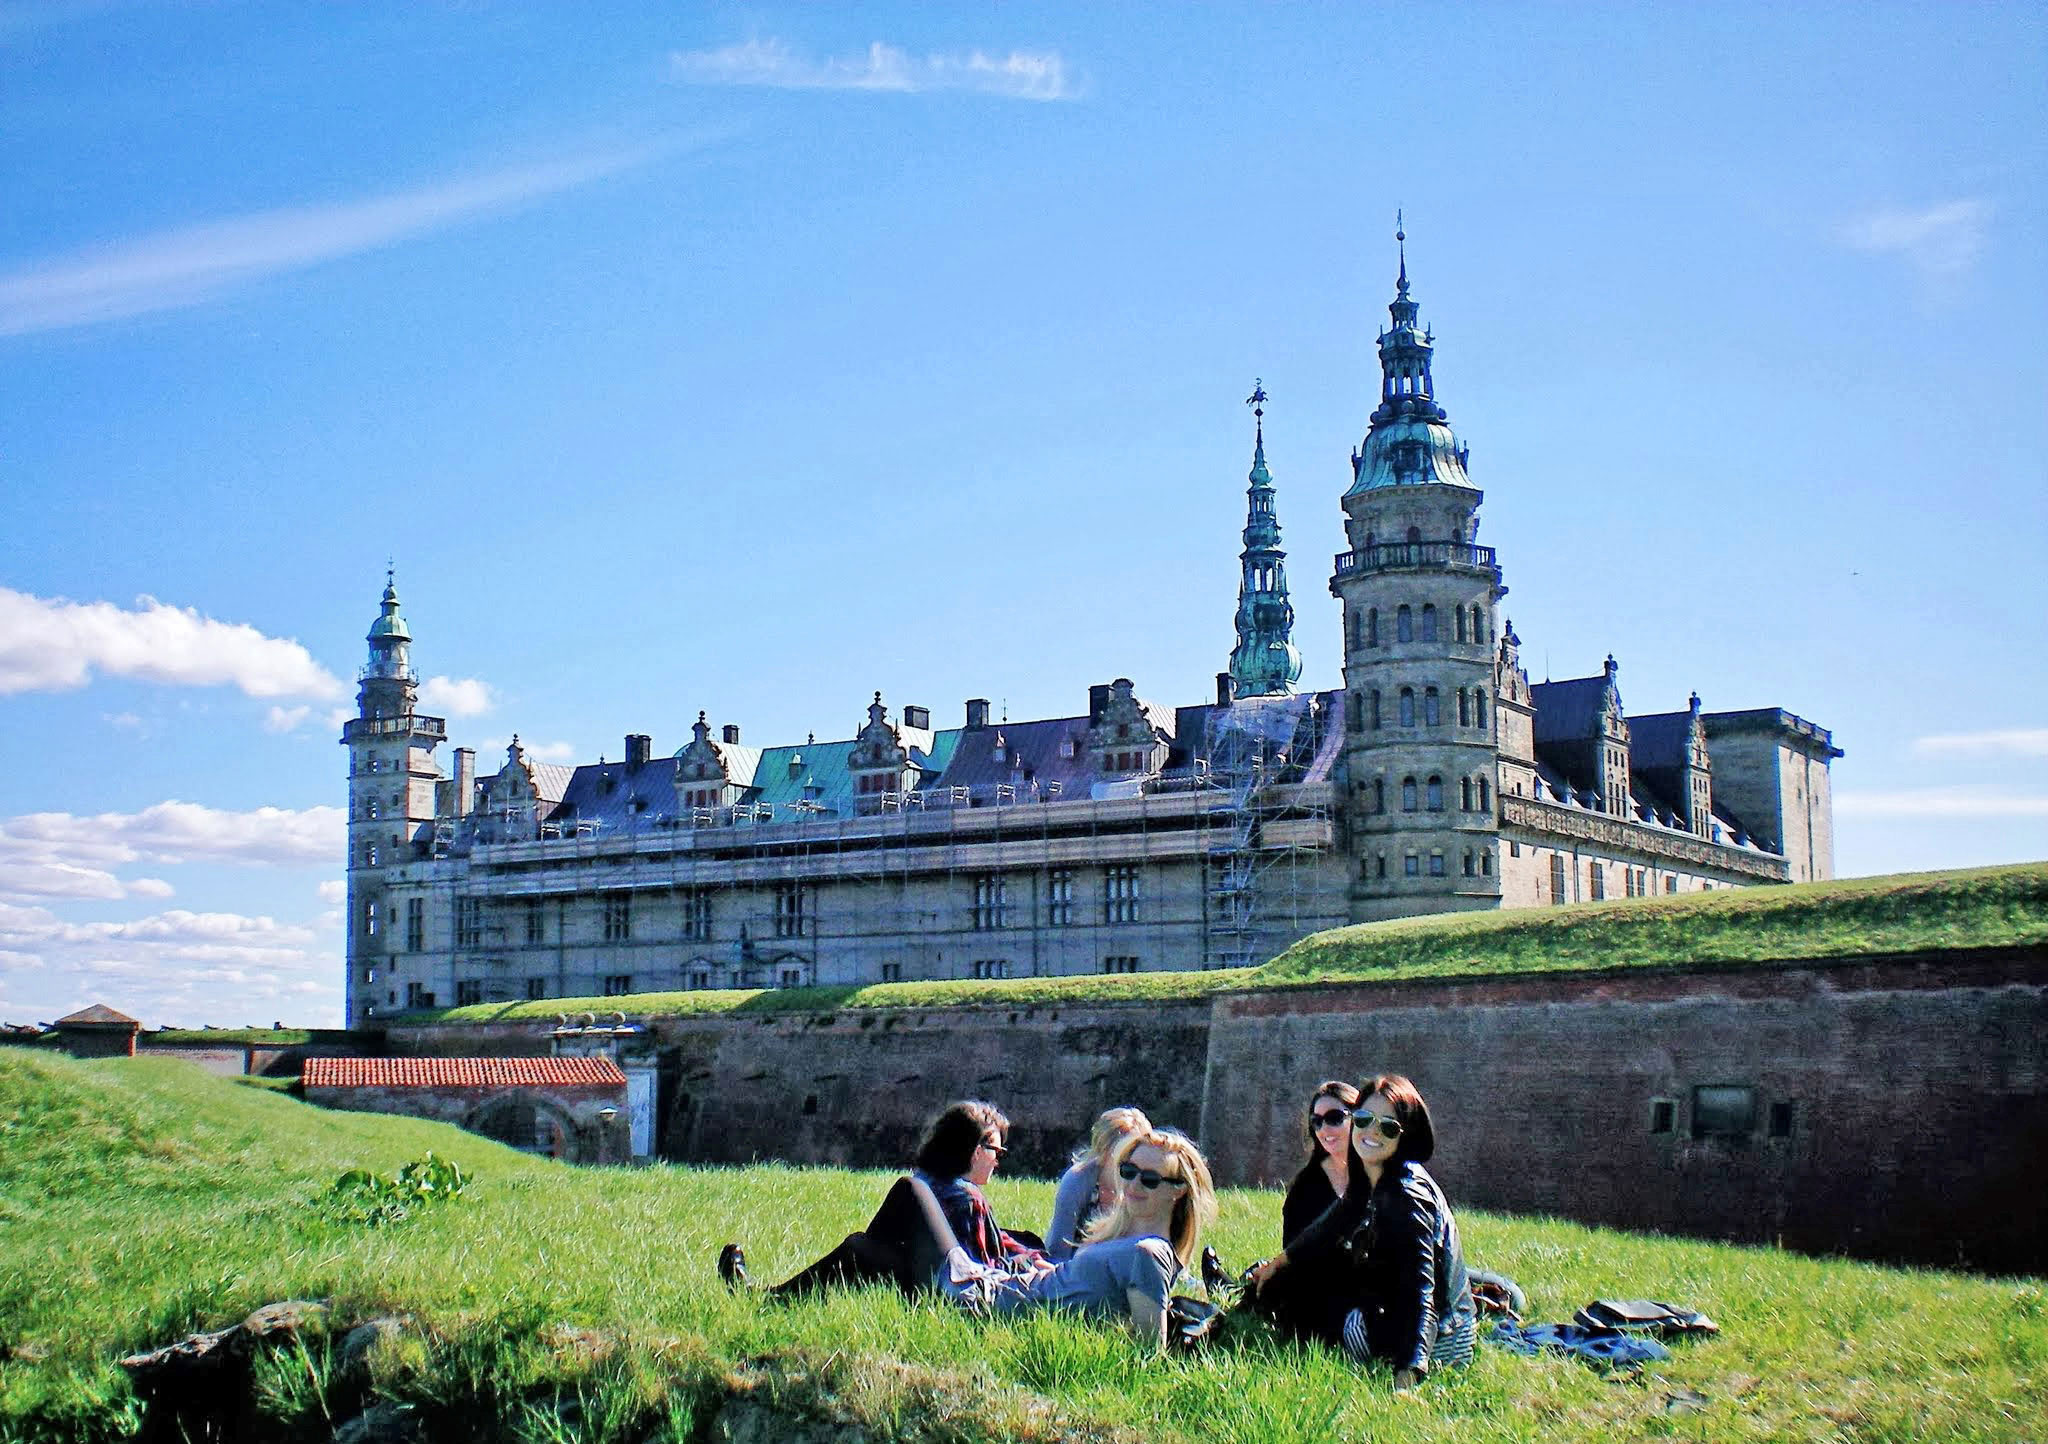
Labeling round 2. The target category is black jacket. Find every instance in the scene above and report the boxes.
[1281,1154,1470,1374]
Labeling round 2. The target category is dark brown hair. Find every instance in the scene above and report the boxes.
[913,1099,1008,1180]
[1301,1078,1363,1169]
[1357,1072,1436,1165]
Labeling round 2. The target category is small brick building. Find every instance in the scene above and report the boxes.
[52,1004,141,1058]
[303,1055,628,1163]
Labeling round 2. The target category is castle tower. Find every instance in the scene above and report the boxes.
[1331,222,1506,917]
[1226,381,1303,698]
[340,572,447,1024]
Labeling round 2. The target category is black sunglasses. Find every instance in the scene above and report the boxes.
[1118,1161,1188,1191]
[1311,1108,1351,1130]
[977,1138,1008,1158]
[1351,1109,1404,1142]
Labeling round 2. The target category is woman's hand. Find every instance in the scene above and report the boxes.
[1246,1251,1288,1293]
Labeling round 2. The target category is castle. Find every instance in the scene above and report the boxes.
[343,242,1839,1025]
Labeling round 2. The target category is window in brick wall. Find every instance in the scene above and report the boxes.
[971,959,1011,980]
[1429,850,1445,877]
[405,897,425,951]
[1404,852,1419,877]
[1104,866,1140,924]
[1047,869,1074,926]
[456,897,481,948]
[1769,1100,1796,1139]
[1648,1098,1676,1134]
[1589,863,1605,901]
[602,974,633,997]
[455,979,483,1006]
[1549,853,1568,905]
[774,882,808,938]
[1101,955,1139,974]
[972,874,1010,930]
[1665,876,1679,894]
[880,962,902,982]
[525,977,546,1000]
[525,899,544,944]
[780,968,804,988]
[404,981,433,1008]
[682,890,712,941]
[1691,1085,1757,1140]
[603,894,632,942]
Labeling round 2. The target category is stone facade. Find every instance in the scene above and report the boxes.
[343,242,1836,1026]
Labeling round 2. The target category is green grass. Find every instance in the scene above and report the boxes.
[144,1028,325,1046]
[2,1053,2042,1443]
[421,861,2048,1026]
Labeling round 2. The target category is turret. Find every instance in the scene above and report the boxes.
[1226,381,1303,698]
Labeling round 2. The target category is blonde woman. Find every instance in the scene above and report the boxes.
[914,1127,1217,1349]
[1045,1106,1151,1260]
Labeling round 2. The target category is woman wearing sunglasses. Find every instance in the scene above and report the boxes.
[1045,1105,1152,1260]
[1248,1074,1476,1389]
[917,1127,1218,1349]
[1250,1080,1364,1341]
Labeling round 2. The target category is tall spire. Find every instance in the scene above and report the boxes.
[1348,217,1473,492]
[355,570,418,720]
[1396,208,1408,297]
[1227,380,1302,698]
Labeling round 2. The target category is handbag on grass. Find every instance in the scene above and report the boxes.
[1572,1299,1719,1337]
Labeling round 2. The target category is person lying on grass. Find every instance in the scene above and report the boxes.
[1247,1073,1476,1389]
[912,1126,1219,1351]
[720,1098,1044,1298]
[1044,1105,1151,1261]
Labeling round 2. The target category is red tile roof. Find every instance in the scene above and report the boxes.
[304,1056,626,1090]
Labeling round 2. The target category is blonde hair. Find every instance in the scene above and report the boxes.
[1071,1106,1152,1169]
[1082,1127,1217,1270]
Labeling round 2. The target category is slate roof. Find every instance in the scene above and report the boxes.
[1627,710,1696,772]
[933,716,1092,796]
[304,1056,625,1089]
[54,1004,140,1027]
[1530,676,1611,743]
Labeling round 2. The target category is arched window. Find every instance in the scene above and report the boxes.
[1462,850,1475,876]
[1367,608,1378,647]
[1424,687,1441,726]
[1347,611,1360,650]
[1406,525,1422,545]
[1458,689,1470,726]
[1481,850,1492,876]
[1471,606,1485,642]
[1474,689,1489,731]
[1402,777,1418,812]
[1373,778,1386,813]
[1456,607,1467,643]
[1370,690,1382,729]
[1397,605,1413,643]
[1421,604,1438,642]
[1478,776,1492,812]
[1399,688,1416,727]
[1346,691,1362,731]
[1460,777,1473,810]
[1427,775,1444,811]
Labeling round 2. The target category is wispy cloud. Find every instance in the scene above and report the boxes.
[671,39,1074,101]
[1840,199,1993,278]
[1836,785,2048,820]
[416,675,496,718]
[0,801,344,905]
[0,586,342,698]
[0,144,674,336]
[1910,728,2048,760]
[477,735,579,765]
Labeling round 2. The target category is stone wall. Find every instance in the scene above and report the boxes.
[386,944,2048,1273]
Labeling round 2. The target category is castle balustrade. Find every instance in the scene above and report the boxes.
[1331,541,1499,578]
[1500,794,1791,881]
[343,714,446,742]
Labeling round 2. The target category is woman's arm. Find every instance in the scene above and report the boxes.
[1379,1172,1445,1378]
[1045,1162,1091,1262]
[1258,1149,1370,1285]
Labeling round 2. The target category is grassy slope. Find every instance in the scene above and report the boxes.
[2,1053,2043,1444]
[423,861,2048,1026]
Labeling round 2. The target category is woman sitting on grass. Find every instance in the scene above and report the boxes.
[1248,1080,1363,1344]
[915,1126,1218,1350]
[720,1099,1041,1298]
[1044,1106,1151,1261]
[1248,1074,1476,1389]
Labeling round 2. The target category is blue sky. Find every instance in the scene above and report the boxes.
[1,3,2041,1027]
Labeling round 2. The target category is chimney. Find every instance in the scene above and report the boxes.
[903,704,930,731]
[625,734,652,769]
[452,747,475,817]
[1215,673,1234,706]
[1088,684,1111,724]
[722,724,741,745]
[965,698,990,730]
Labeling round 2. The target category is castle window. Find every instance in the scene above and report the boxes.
[1376,854,1387,878]
[1370,690,1382,729]
[1458,689,1470,726]
[1101,955,1139,974]
[1429,851,1445,876]
[1404,853,1419,877]
[1455,608,1467,643]
[406,897,425,952]
[364,899,378,937]
[1373,778,1386,813]
[364,843,379,867]
[1474,689,1489,731]
[1397,605,1414,643]
[1104,866,1140,924]
[774,882,808,938]
[1462,850,1474,876]
[972,874,1011,931]
[1691,1085,1757,1140]
[1048,869,1075,926]
[1421,605,1438,642]
[1401,777,1418,812]
[1769,1101,1796,1139]
[1481,850,1492,876]
[455,980,483,1007]
[1346,692,1362,732]
[1461,778,1473,811]
[1424,688,1441,726]
[524,899,543,944]
[456,897,482,949]
[1589,863,1605,901]
[365,799,380,820]
[603,894,632,942]
[1472,606,1486,643]
[1399,688,1415,727]
[972,959,1011,980]
[1549,854,1568,905]
[880,963,902,983]
[1426,775,1444,811]
[1347,611,1359,650]
[1367,608,1379,647]
[1648,1098,1676,1135]
[602,974,633,997]
[404,982,431,1009]
[525,978,547,1000]
[1479,777,1491,812]
[1510,839,1521,857]
[682,891,712,941]
[1665,876,1679,894]
[1406,526,1421,545]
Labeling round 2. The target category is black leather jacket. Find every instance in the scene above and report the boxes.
[1281,1154,1471,1374]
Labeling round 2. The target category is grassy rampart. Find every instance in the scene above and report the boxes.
[1,1051,2040,1443]
[420,861,2048,1026]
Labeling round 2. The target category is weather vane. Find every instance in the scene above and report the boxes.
[1245,378,1267,445]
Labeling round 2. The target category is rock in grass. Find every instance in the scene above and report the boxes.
[333,1400,423,1444]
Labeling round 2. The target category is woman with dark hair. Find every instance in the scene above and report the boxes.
[1248,1073,1476,1389]
[1250,1080,1362,1341]
[720,1099,1041,1298]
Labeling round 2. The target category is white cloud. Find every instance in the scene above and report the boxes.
[264,704,314,733]
[477,735,578,765]
[1836,785,2048,819]
[103,711,146,732]
[0,802,345,904]
[671,39,1074,101]
[416,675,495,717]
[1910,728,2048,760]
[315,879,347,905]
[1841,199,1992,278]
[0,143,680,337]
[0,587,343,699]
